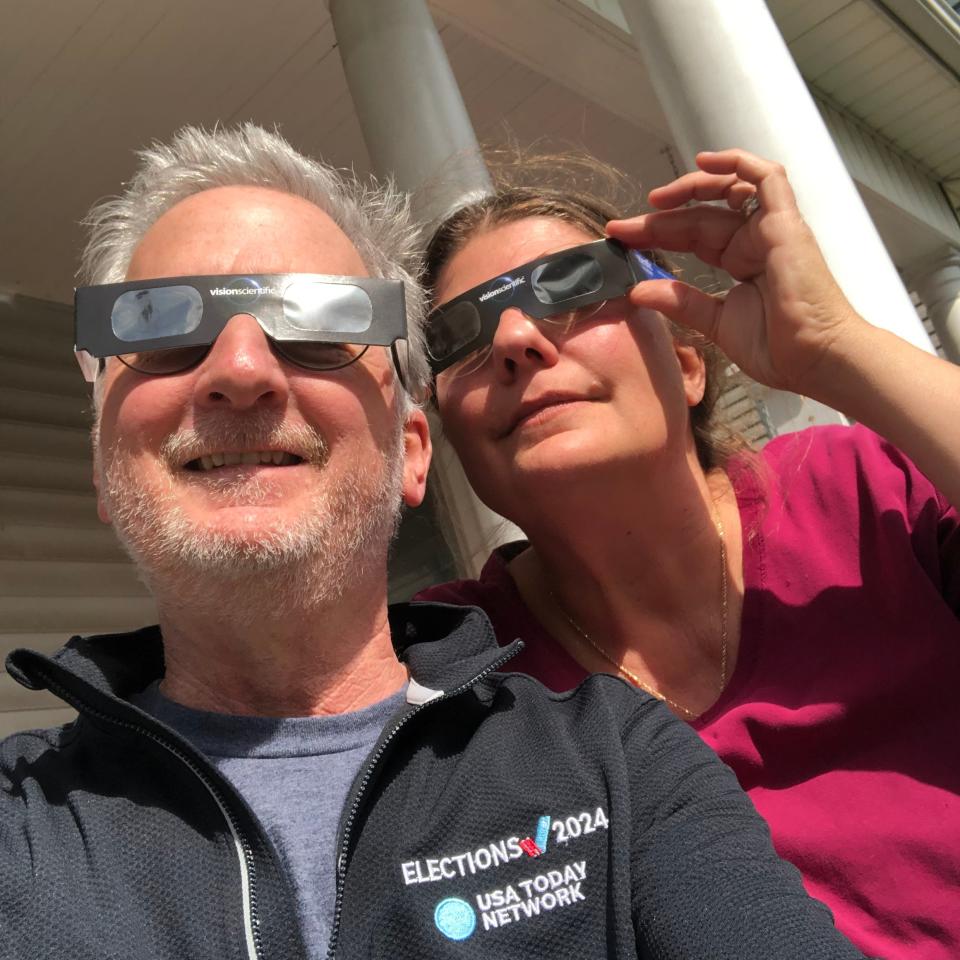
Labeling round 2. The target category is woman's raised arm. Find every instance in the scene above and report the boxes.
[607,148,960,509]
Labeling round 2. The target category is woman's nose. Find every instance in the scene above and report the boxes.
[192,314,289,410]
[489,307,561,382]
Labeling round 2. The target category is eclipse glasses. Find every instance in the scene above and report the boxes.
[425,238,673,377]
[74,273,412,390]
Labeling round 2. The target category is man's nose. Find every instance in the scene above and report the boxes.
[193,314,289,410]
[490,307,561,383]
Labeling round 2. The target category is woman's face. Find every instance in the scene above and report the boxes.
[432,216,706,517]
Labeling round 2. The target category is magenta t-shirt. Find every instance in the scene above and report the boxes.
[416,425,960,959]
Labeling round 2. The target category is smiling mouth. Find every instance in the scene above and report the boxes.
[183,450,304,472]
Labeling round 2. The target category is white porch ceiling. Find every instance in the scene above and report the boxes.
[0,0,673,305]
[1,0,956,304]
[766,0,960,183]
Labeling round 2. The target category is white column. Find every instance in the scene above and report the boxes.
[329,0,491,225]
[330,0,522,575]
[618,0,935,433]
[907,248,960,365]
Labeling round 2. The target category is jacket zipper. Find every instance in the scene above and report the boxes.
[37,671,263,960]
[325,647,519,960]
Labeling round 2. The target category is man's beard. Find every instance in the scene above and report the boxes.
[94,411,405,613]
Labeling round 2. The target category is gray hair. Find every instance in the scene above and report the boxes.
[80,123,429,403]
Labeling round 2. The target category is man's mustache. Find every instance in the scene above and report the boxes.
[159,412,329,469]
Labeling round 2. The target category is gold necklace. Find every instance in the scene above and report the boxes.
[551,506,728,721]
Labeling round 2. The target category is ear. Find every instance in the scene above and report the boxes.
[674,342,706,408]
[401,408,432,508]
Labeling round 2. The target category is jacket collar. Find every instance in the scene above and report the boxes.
[392,602,522,697]
[6,602,521,714]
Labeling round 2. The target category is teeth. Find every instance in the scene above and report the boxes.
[193,451,299,471]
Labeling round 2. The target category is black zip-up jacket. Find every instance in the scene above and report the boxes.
[0,602,864,959]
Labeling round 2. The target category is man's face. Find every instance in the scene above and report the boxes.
[93,185,430,594]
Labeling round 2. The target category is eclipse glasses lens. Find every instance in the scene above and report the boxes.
[425,239,672,377]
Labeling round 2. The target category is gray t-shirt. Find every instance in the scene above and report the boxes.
[133,682,405,958]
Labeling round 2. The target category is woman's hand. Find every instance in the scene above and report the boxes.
[609,148,960,510]
[606,149,865,395]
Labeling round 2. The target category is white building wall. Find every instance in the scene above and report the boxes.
[816,96,960,251]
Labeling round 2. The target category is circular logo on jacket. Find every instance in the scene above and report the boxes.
[434,897,476,941]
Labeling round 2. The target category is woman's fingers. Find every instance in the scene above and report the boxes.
[626,279,724,341]
[695,148,775,179]
[729,183,758,212]
[613,149,860,392]
[648,150,799,218]
[647,171,741,209]
[696,150,799,214]
[607,207,764,278]
[609,207,741,249]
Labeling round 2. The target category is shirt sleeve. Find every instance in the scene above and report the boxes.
[851,426,959,615]
[762,424,960,616]
[930,477,960,614]
[621,695,866,959]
